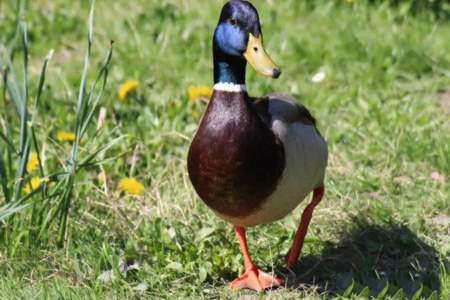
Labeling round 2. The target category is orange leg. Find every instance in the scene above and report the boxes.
[231,226,284,291]
[286,187,324,268]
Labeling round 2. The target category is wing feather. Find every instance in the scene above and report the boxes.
[253,93,317,127]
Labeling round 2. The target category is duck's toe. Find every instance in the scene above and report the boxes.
[231,266,284,292]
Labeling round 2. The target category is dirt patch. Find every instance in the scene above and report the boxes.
[438,90,450,113]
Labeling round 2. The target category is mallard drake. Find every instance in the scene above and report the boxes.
[188,0,328,291]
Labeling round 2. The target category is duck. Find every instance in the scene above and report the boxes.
[187,0,328,292]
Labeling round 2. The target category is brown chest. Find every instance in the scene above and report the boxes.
[187,91,285,217]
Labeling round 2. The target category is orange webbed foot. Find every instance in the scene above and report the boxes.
[231,266,284,292]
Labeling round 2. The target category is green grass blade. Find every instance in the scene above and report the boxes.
[31,49,53,124]
[0,203,31,221]
[1,64,14,178]
[72,0,94,159]
[0,149,10,203]
[7,0,26,51]
[12,24,31,201]
[2,53,23,116]
[30,127,44,177]
[57,0,100,247]
[13,136,30,199]
[56,179,74,247]
[18,22,28,155]
[0,130,17,154]
[28,49,53,182]
[77,136,124,169]
[80,42,113,137]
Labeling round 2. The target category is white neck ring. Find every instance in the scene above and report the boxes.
[213,82,247,93]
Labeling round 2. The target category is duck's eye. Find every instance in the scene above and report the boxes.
[229,18,237,26]
[253,46,258,53]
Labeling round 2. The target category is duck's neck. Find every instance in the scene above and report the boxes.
[213,50,247,92]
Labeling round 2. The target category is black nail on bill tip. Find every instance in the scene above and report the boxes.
[272,68,281,79]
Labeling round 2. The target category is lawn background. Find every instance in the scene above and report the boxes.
[0,0,449,299]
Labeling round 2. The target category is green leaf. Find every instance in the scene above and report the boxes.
[392,288,404,300]
[342,280,355,297]
[358,286,370,298]
[0,130,16,154]
[195,227,216,243]
[427,291,438,300]
[411,284,423,300]
[198,267,207,283]
[166,262,183,272]
[0,149,10,202]
[376,282,389,299]
[0,203,30,220]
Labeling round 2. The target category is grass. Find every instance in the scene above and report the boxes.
[0,0,449,298]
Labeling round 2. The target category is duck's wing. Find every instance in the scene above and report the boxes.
[241,93,327,227]
[252,93,317,128]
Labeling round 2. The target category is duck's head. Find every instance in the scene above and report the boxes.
[213,0,281,81]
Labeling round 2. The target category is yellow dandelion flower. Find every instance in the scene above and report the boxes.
[24,177,42,194]
[118,178,145,196]
[346,0,354,4]
[119,80,139,102]
[27,152,39,173]
[57,130,76,142]
[188,86,213,102]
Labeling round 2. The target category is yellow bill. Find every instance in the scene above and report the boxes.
[244,33,281,78]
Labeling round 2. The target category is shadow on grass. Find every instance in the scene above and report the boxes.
[283,219,448,299]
